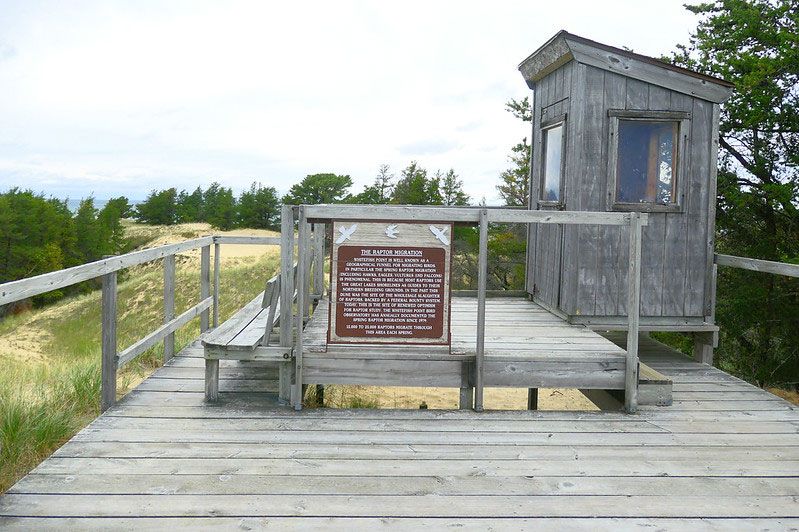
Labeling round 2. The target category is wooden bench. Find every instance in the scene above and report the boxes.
[202,269,295,403]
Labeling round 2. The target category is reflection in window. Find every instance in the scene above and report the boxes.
[542,124,563,202]
[616,120,678,204]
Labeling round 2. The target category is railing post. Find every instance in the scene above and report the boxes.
[279,205,295,404]
[312,223,324,299]
[163,254,175,363]
[213,240,221,328]
[101,268,117,412]
[200,244,210,332]
[293,206,309,410]
[625,212,643,413]
[475,208,488,412]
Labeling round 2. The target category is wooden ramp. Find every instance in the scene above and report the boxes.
[304,297,630,391]
[2,332,799,530]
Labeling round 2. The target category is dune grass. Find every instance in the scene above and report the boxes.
[0,242,278,493]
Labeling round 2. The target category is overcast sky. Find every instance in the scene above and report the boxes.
[0,1,700,204]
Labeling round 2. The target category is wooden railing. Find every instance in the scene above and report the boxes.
[285,204,648,413]
[0,235,280,412]
[715,254,799,279]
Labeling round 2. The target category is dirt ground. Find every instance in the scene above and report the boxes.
[326,385,600,411]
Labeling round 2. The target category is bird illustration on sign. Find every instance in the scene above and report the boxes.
[385,224,399,239]
[429,225,450,245]
[336,224,358,243]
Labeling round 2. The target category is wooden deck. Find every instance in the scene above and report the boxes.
[2,315,799,529]
[303,297,629,391]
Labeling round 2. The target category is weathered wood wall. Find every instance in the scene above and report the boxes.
[527,62,717,320]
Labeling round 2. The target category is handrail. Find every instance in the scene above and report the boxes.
[715,253,799,278]
[0,237,213,306]
[303,203,647,227]
[0,232,283,412]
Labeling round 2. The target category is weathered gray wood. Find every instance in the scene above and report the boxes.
[312,223,324,298]
[459,387,473,410]
[280,205,295,348]
[212,235,281,245]
[685,98,713,317]
[263,275,280,346]
[715,253,799,278]
[204,359,219,402]
[0,236,214,306]
[474,209,488,411]
[101,269,117,412]
[200,245,210,332]
[163,254,175,363]
[564,34,733,103]
[118,297,213,368]
[625,213,643,413]
[212,242,220,328]
[292,207,309,410]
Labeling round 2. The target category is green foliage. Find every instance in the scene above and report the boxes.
[0,189,77,305]
[176,187,204,223]
[392,161,442,205]
[669,0,799,385]
[135,188,178,225]
[203,182,236,230]
[497,139,531,207]
[283,173,353,205]
[237,182,281,229]
[351,164,395,204]
[439,169,470,206]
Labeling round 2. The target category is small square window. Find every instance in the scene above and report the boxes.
[617,120,677,204]
[540,118,566,205]
[608,110,689,213]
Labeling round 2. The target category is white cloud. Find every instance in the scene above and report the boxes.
[0,0,698,204]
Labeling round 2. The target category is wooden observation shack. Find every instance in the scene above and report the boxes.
[519,31,733,363]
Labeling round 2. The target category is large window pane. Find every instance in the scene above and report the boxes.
[616,120,678,204]
[542,124,563,202]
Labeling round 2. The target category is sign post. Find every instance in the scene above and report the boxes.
[328,221,452,346]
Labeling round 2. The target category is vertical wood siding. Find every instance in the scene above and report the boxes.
[526,63,714,319]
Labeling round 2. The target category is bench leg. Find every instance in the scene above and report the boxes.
[693,332,716,365]
[278,361,292,404]
[205,359,219,402]
[459,387,473,409]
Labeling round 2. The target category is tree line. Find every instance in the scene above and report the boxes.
[133,162,472,230]
[0,190,132,308]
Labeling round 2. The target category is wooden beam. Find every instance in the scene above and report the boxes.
[101,269,117,413]
[213,242,220,328]
[624,212,643,413]
[163,254,175,363]
[292,207,309,410]
[475,209,488,412]
[0,236,214,306]
[312,223,325,299]
[200,245,211,333]
[280,205,295,349]
[715,253,799,279]
[117,297,213,368]
[212,235,281,245]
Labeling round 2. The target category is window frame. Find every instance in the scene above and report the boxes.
[607,109,690,213]
[538,113,567,208]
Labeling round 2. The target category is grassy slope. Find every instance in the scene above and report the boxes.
[0,223,279,492]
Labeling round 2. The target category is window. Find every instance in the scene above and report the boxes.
[540,116,566,205]
[608,110,689,212]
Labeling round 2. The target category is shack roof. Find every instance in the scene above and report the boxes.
[518,30,733,104]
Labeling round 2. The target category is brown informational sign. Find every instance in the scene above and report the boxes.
[328,221,452,345]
